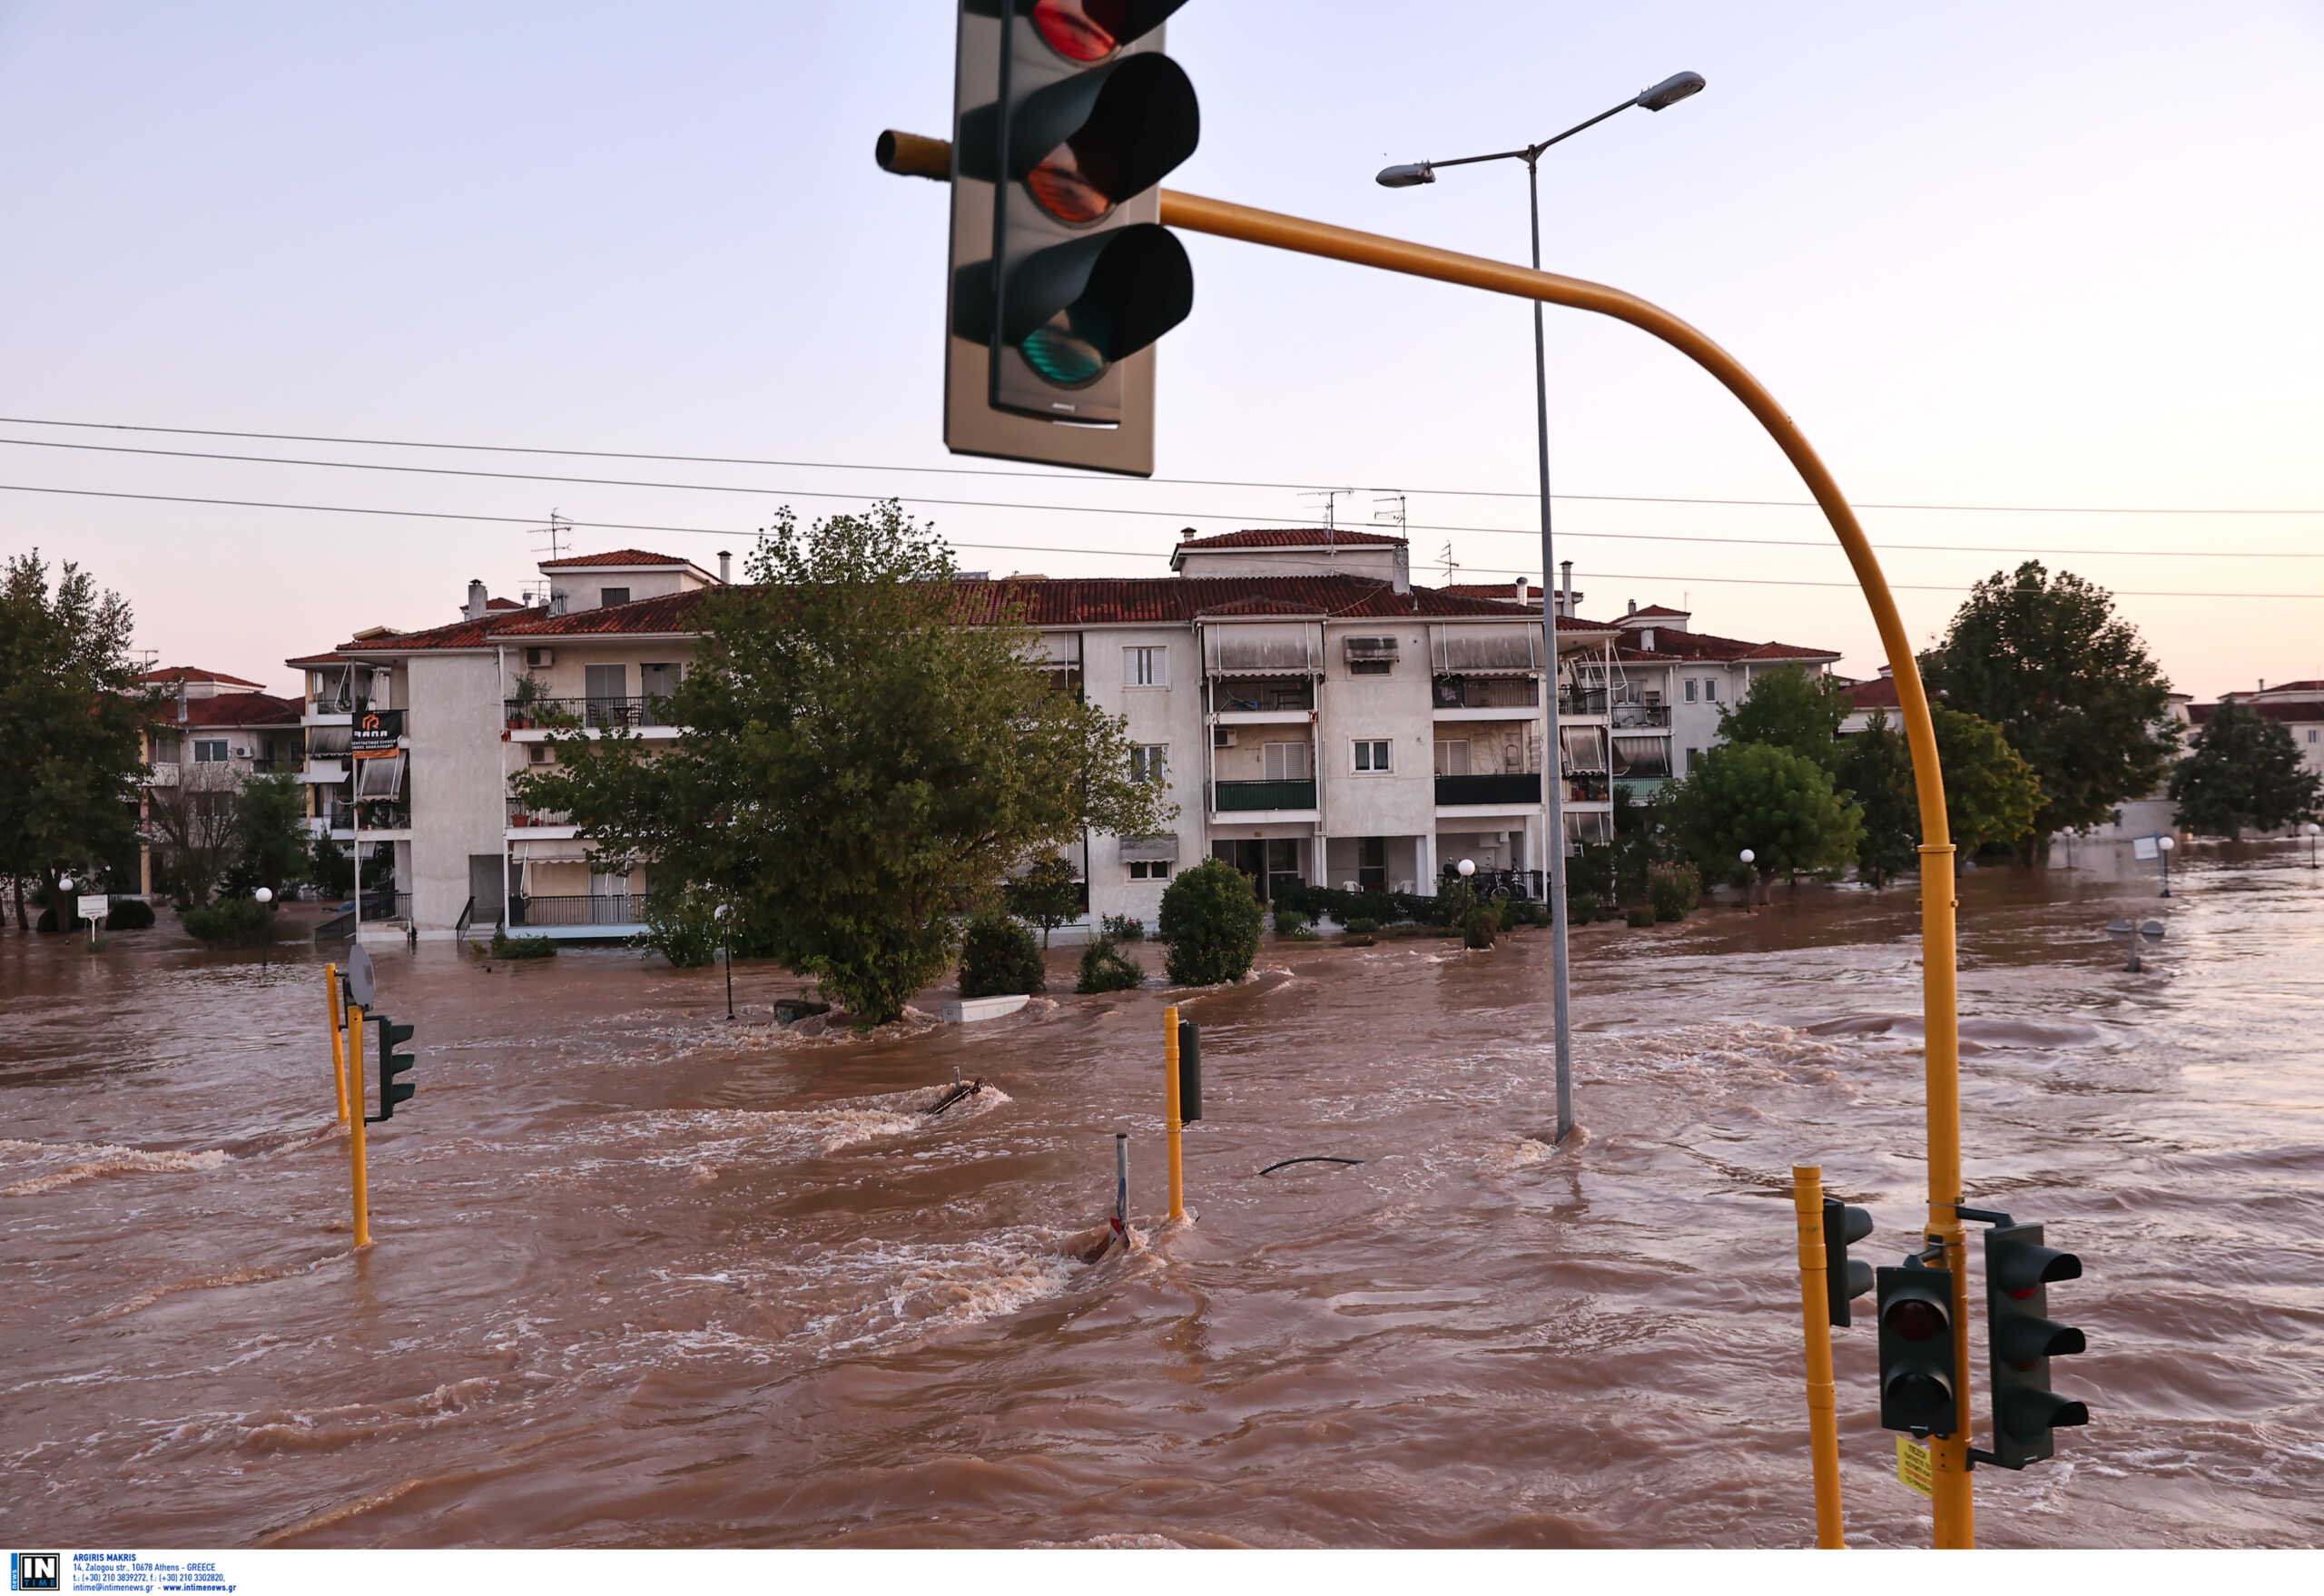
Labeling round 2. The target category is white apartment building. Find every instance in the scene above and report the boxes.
[135,666,304,898]
[289,531,1627,942]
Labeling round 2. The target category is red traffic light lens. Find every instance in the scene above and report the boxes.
[1031,0,1126,63]
[1886,1298,1947,1343]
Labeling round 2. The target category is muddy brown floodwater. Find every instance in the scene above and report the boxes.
[5,849,2322,1549]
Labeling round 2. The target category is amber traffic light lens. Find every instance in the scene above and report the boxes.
[1026,143,1115,224]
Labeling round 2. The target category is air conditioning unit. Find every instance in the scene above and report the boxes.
[527,743,555,765]
[525,647,556,668]
[1213,727,1237,748]
[231,746,250,758]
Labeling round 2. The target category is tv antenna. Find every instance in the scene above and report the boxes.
[1297,487,1356,534]
[1439,542,1460,584]
[1372,490,1409,537]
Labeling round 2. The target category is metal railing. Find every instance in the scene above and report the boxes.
[1435,773,1541,805]
[1443,865,1545,901]
[1567,774,1612,803]
[509,892,645,928]
[1214,779,1318,812]
[1610,702,1672,729]
[1558,686,1610,716]
[506,798,574,827]
[504,695,675,729]
[1214,679,1316,713]
[1433,676,1538,711]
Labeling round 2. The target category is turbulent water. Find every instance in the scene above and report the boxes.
[5,847,2320,1549]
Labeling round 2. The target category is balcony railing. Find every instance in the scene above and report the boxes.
[1435,773,1541,806]
[145,762,180,787]
[1610,702,1672,729]
[1214,779,1318,812]
[349,889,411,923]
[1433,676,1538,711]
[330,802,410,832]
[509,892,645,928]
[506,799,574,827]
[1567,774,1611,803]
[1214,678,1315,713]
[1558,686,1610,716]
[504,695,675,730]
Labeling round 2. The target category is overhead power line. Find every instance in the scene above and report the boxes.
[6,481,2322,600]
[4,434,2319,563]
[1,413,2315,517]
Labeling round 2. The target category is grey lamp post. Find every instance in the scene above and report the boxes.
[1378,71,1705,1143]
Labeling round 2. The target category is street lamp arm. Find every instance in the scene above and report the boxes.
[1527,97,1640,160]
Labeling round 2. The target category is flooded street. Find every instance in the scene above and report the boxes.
[5,850,2321,1550]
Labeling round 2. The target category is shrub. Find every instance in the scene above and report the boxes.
[1568,891,1600,925]
[1625,906,1658,929]
[310,832,356,898]
[490,931,557,959]
[1648,862,1701,922]
[1099,913,1145,942]
[1462,908,1499,949]
[181,898,278,947]
[1343,917,1380,936]
[960,912,1044,998]
[1432,878,1480,929]
[106,899,156,931]
[1272,906,1310,936]
[1514,899,1550,927]
[34,906,60,933]
[1157,856,1265,987]
[1493,899,1520,931]
[1076,935,1146,994]
[1286,924,1322,941]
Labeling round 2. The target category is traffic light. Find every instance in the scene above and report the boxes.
[1823,1197,1875,1327]
[1876,1263,1959,1436]
[1984,1222,2089,1467]
[369,1014,416,1122]
[937,0,1199,475]
[1177,1018,1201,1121]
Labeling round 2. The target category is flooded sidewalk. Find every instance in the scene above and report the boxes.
[5,850,2322,1548]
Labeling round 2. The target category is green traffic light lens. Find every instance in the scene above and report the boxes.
[1019,306,1113,389]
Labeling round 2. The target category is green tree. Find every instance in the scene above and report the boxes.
[1718,664,1853,772]
[1922,562,2175,857]
[2169,701,2323,839]
[1156,856,1265,986]
[1837,712,1919,888]
[1837,707,2043,883]
[520,500,1170,1024]
[1673,742,1862,898]
[0,553,151,927]
[226,773,311,896]
[1004,853,1083,947]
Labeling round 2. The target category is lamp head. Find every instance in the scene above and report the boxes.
[2157,834,2175,852]
[58,875,74,892]
[1738,849,1755,865]
[1636,71,1706,112]
[254,887,273,904]
[1375,161,1435,189]
[1456,858,1476,877]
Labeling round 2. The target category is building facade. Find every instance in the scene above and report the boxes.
[134,666,304,898]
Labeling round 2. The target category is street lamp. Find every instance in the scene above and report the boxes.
[714,902,734,1020]
[1378,70,1706,1147]
[2305,821,2319,869]
[1457,858,1476,877]
[1740,848,1757,908]
[2157,833,2176,898]
[255,886,274,969]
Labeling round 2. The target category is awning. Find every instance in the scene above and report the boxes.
[1611,735,1671,777]
[1433,624,1541,675]
[1118,834,1181,864]
[1204,623,1318,675]
[353,751,405,798]
[1560,724,1608,773]
[1344,635,1399,662]
[508,838,592,862]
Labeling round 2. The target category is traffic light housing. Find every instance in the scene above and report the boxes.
[1177,1018,1201,1122]
[369,1014,416,1122]
[940,0,1199,475]
[1876,1263,1959,1436]
[1984,1222,2089,1467]
[1823,1197,1875,1327]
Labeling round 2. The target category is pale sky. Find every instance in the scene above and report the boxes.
[3,1,2319,699]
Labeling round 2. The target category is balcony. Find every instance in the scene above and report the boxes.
[144,762,180,787]
[1214,779,1318,813]
[1435,773,1541,806]
[510,892,645,929]
[504,695,675,731]
[506,798,574,829]
[1433,675,1538,712]
[1558,686,1610,717]
[1213,677,1315,714]
[1566,774,1611,803]
[1610,702,1672,729]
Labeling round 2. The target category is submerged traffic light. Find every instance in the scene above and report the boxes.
[369,1014,416,1122]
[1876,1263,1959,1436]
[1823,1197,1875,1327]
[934,0,1199,475]
[1984,1223,2089,1468]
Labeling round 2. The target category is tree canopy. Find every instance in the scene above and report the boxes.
[1837,712,1920,889]
[520,501,1171,1022]
[1921,562,2174,851]
[1837,706,2043,883]
[1672,741,1862,890]
[1718,664,1853,773]
[2168,702,2322,839]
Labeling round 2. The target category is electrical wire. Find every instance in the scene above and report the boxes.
[4,412,2314,517]
[7,481,2322,599]
[5,434,2319,562]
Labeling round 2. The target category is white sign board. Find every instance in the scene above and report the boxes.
[77,894,109,922]
[2132,835,2159,862]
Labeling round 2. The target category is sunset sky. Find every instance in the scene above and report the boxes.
[3,1,2319,699]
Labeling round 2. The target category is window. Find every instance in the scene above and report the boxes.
[193,739,229,763]
[1349,658,1392,675]
[1128,860,1171,880]
[1686,746,1702,773]
[151,734,182,763]
[1130,744,1167,783]
[1704,676,1719,703]
[600,586,631,606]
[2310,729,2319,744]
[1683,678,1699,704]
[1433,739,1471,776]
[1263,741,1313,781]
[1124,645,1167,687]
[1353,738,1392,773]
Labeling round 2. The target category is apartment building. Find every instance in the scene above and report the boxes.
[289,532,1625,941]
[2208,681,2324,781]
[135,666,304,897]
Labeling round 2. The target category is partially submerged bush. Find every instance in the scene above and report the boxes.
[106,898,156,930]
[490,930,557,959]
[1462,908,1499,950]
[1625,905,1658,929]
[1567,890,1600,925]
[1076,935,1146,994]
[1157,856,1265,987]
[1272,906,1310,936]
[1648,862,1701,922]
[960,912,1044,998]
[1342,916,1379,936]
[181,898,277,947]
[1099,913,1146,942]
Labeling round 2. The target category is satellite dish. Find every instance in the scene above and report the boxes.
[346,941,377,1008]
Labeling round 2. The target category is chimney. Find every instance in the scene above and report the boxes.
[177,680,188,724]
[1627,598,1638,616]
[1878,665,1894,678]
[465,578,488,621]
[1512,576,1528,605]
[1560,560,1573,617]
[2259,678,2266,693]
[718,550,733,584]
[1390,542,1410,595]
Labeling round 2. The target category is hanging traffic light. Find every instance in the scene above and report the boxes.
[929,0,1199,475]
[369,1014,417,1122]
[1984,1222,2089,1468]
[1823,1197,1876,1327]
[1876,1263,1959,1436]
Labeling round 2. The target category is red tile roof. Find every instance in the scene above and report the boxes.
[142,665,265,688]
[1612,627,1840,665]
[1844,675,1902,709]
[1174,527,1407,551]
[154,692,303,728]
[484,596,527,611]
[537,548,693,568]
[1620,605,1693,620]
[285,650,353,667]
[2191,700,2324,725]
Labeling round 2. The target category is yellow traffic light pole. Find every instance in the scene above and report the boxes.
[879,131,1971,1546]
[325,962,350,1127]
[1163,1005,1187,1222]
